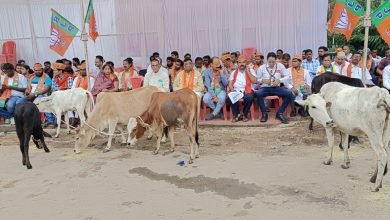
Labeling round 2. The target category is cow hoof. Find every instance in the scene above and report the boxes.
[188,159,194,164]
[153,150,159,155]
[195,155,199,159]
[44,148,50,153]
[323,160,332,165]
[103,148,110,153]
[54,135,59,138]
[341,164,350,169]
[74,149,81,154]
[371,187,379,192]
[27,165,32,169]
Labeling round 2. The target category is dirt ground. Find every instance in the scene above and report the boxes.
[1,120,390,220]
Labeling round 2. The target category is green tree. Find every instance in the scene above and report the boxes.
[327,0,388,55]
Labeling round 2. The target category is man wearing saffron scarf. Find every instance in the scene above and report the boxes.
[144,58,170,92]
[227,56,257,122]
[52,62,73,91]
[173,58,204,98]
[26,63,54,126]
[203,57,229,120]
[72,63,95,90]
[347,52,373,84]
[0,63,28,124]
[255,52,292,124]
[332,52,350,76]
[283,55,311,117]
[316,54,340,75]
[118,57,138,91]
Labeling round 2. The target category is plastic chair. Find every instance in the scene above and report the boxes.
[2,41,16,55]
[130,76,144,89]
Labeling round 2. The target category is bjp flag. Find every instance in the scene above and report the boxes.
[85,0,99,42]
[328,0,364,41]
[49,9,79,56]
[371,1,390,47]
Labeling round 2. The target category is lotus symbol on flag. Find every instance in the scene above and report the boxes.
[335,8,349,30]
[50,28,65,47]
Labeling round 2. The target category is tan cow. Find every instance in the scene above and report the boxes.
[127,88,200,164]
[74,86,160,153]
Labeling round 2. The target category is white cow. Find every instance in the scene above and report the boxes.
[34,88,94,138]
[297,82,390,192]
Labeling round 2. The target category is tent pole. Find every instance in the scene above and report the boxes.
[80,0,91,91]
[362,0,371,84]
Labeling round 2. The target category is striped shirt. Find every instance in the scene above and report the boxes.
[302,59,320,79]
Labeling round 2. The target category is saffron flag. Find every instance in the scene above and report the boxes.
[371,1,390,47]
[50,9,79,56]
[328,0,364,41]
[85,0,99,42]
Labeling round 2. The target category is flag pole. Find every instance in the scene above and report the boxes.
[362,0,371,85]
[80,0,91,91]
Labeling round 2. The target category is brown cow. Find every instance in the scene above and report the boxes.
[127,88,200,163]
[74,86,160,153]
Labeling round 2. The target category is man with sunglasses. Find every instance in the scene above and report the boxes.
[203,57,229,120]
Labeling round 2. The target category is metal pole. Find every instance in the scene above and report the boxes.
[362,0,371,84]
[80,0,91,91]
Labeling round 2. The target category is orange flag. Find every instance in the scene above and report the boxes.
[371,1,390,47]
[49,9,79,56]
[328,0,364,41]
[85,0,99,42]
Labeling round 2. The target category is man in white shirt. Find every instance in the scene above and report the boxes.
[347,52,373,85]
[147,56,168,76]
[343,45,352,62]
[0,63,28,124]
[255,52,292,124]
[90,55,104,78]
[143,59,170,92]
[227,56,257,122]
[282,54,312,117]
[316,54,340,75]
[371,49,382,67]
[332,52,350,76]
[383,65,390,91]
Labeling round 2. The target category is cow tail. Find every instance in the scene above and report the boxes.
[195,96,200,146]
[85,91,95,116]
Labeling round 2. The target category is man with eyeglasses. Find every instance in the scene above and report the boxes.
[302,49,320,79]
[203,57,229,120]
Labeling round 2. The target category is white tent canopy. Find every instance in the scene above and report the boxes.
[0,0,328,68]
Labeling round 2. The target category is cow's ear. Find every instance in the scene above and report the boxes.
[295,100,307,107]
[326,102,332,108]
[128,117,138,130]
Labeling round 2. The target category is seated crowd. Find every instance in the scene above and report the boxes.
[0,46,389,125]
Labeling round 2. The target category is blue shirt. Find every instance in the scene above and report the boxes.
[30,75,52,96]
[302,59,320,79]
[203,68,229,97]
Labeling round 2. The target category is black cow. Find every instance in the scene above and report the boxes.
[14,102,51,169]
[308,72,365,149]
